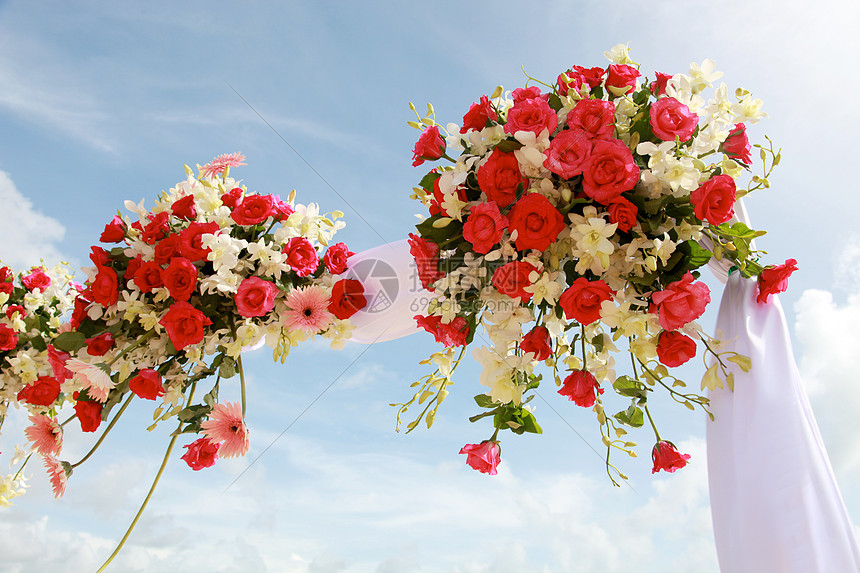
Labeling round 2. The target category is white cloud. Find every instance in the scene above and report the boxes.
[0,170,67,269]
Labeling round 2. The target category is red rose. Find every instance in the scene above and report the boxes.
[323,242,354,275]
[0,282,12,297]
[476,148,526,208]
[178,222,219,262]
[235,276,279,317]
[544,129,592,179]
[221,187,243,209]
[154,233,181,265]
[651,272,711,331]
[558,370,604,407]
[5,304,25,319]
[128,368,165,400]
[722,123,753,165]
[47,345,72,381]
[757,258,798,304]
[649,97,698,142]
[89,246,110,268]
[415,314,470,347]
[90,266,119,308]
[573,65,606,89]
[656,331,697,367]
[100,215,126,243]
[463,201,508,254]
[85,333,115,357]
[511,86,547,103]
[74,399,103,433]
[459,441,501,475]
[582,139,640,204]
[284,237,320,277]
[161,257,198,302]
[651,440,691,474]
[70,295,90,330]
[181,438,220,471]
[22,268,51,292]
[507,193,565,252]
[650,72,673,97]
[606,197,638,232]
[160,301,212,351]
[232,194,275,225]
[557,70,585,96]
[17,376,61,407]
[690,174,736,225]
[504,97,558,137]
[605,64,640,94]
[567,99,616,140]
[133,261,165,293]
[272,196,295,221]
[171,194,197,221]
[408,233,445,291]
[0,323,18,351]
[141,212,170,244]
[412,125,446,167]
[559,277,615,325]
[328,279,367,320]
[461,95,498,133]
[521,326,552,361]
[492,261,538,303]
[0,266,10,282]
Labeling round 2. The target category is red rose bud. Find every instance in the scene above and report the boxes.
[100,215,126,243]
[463,201,508,254]
[21,268,51,292]
[507,193,565,252]
[690,174,736,225]
[328,279,367,320]
[408,233,445,291]
[0,266,11,282]
[128,369,165,400]
[651,440,691,474]
[181,438,220,471]
[153,234,181,265]
[459,441,501,475]
[559,278,615,325]
[284,237,320,277]
[650,72,674,96]
[521,326,552,361]
[161,257,198,302]
[411,125,446,167]
[492,261,538,303]
[605,64,640,94]
[17,376,61,407]
[460,95,498,134]
[159,301,212,351]
[235,276,279,318]
[558,370,604,408]
[757,258,798,304]
[656,331,697,367]
[322,242,355,275]
[232,194,275,225]
[504,97,558,137]
[511,86,547,103]
[722,123,753,165]
[74,400,103,433]
[220,187,243,209]
[414,315,470,347]
[85,333,115,357]
[649,97,698,142]
[476,148,526,208]
[606,197,638,232]
[171,194,197,221]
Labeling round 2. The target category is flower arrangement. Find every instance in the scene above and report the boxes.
[400,45,797,482]
[0,153,366,568]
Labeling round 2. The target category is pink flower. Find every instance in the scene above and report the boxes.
[65,358,115,403]
[414,315,470,347]
[581,139,640,205]
[181,438,220,470]
[283,237,320,277]
[235,276,279,318]
[651,441,691,474]
[544,129,592,179]
[605,64,640,94]
[21,267,51,292]
[42,455,69,498]
[651,272,711,331]
[649,97,698,142]
[463,201,508,254]
[323,242,355,275]
[25,415,62,456]
[504,96,558,137]
[411,126,446,167]
[200,152,246,179]
[558,370,604,408]
[722,123,753,165]
[757,258,798,304]
[283,286,333,333]
[690,174,736,225]
[459,441,501,475]
[566,99,616,140]
[200,402,249,458]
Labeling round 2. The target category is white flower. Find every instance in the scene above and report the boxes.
[688,59,723,94]
[524,270,563,306]
[604,43,635,65]
[732,93,767,125]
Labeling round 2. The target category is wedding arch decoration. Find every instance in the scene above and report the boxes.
[400,44,796,482]
[0,153,368,569]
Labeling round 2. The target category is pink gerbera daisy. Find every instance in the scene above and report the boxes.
[283,286,333,334]
[65,359,114,402]
[24,414,63,456]
[200,152,246,179]
[200,401,249,458]
[42,455,69,498]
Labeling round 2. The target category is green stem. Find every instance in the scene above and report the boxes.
[107,330,156,367]
[237,353,247,417]
[72,394,134,469]
[643,404,662,443]
[12,453,32,481]
[95,381,197,573]
[580,324,587,371]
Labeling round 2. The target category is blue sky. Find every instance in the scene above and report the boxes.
[0,0,858,571]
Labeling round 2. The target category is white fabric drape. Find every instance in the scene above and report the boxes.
[706,274,860,573]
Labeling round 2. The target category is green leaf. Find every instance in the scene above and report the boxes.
[520,410,543,434]
[474,394,496,409]
[679,240,713,272]
[177,404,211,423]
[614,405,645,428]
[612,376,649,400]
[419,171,441,193]
[591,333,605,353]
[495,139,524,153]
[53,331,87,353]
[218,358,236,379]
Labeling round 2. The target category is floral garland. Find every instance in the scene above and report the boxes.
[400,45,797,482]
[0,153,367,569]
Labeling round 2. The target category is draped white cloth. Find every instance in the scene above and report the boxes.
[706,274,860,572]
